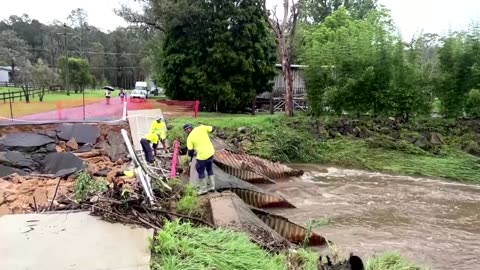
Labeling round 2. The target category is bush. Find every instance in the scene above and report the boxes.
[465,89,480,118]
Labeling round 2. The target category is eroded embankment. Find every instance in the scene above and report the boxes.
[260,165,480,270]
[0,122,132,215]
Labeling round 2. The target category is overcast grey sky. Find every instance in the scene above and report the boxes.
[1,0,480,39]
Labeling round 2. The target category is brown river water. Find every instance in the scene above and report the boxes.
[258,165,480,270]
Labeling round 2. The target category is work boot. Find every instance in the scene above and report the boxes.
[207,175,216,192]
[197,179,208,195]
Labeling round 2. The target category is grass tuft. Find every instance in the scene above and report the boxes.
[366,251,426,270]
[151,220,289,270]
[176,184,200,216]
[74,169,108,201]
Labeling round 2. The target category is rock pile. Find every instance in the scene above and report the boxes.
[0,123,128,178]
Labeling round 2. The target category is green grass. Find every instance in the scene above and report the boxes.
[151,220,318,270]
[318,138,480,182]
[168,114,480,183]
[366,251,427,270]
[74,169,108,201]
[0,89,106,118]
[176,184,200,216]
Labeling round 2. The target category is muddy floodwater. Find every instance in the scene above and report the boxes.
[259,165,480,270]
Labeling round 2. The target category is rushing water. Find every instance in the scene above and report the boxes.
[258,165,480,270]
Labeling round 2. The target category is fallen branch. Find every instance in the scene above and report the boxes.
[49,178,62,211]
[74,150,102,158]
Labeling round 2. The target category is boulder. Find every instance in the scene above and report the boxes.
[414,136,431,150]
[66,138,79,150]
[74,143,93,153]
[0,164,28,177]
[0,133,54,152]
[94,140,109,150]
[56,124,100,144]
[104,131,127,162]
[0,151,36,170]
[43,152,84,177]
[45,143,56,152]
[58,141,67,151]
[430,132,445,145]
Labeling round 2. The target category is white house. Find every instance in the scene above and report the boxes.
[0,66,13,83]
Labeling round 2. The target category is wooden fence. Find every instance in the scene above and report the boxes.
[0,82,16,88]
[1,88,55,103]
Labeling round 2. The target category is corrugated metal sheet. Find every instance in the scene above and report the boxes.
[214,149,304,184]
[251,208,327,247]
[230,188,295,208]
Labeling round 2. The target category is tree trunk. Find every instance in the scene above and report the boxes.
[270,94,274,114]
[22,84,30,103]
[11,63,15,85]
[279,34,293,117]
[40,87,45,102]
[251,97,256,115]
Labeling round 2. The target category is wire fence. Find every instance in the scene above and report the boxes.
[0,97,200,123]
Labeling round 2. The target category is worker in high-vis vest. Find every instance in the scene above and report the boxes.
[149,117,168,153]
[183,123,216,194]
[140,132,160,164]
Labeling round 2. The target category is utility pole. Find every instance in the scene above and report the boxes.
[64,23,70,96]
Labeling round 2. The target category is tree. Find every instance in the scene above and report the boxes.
[122,0,277,112]
[263,0,300,116]
[0,30,30,83]
[89,42,106,87]
[32,59,58,101]
[68,8,89,59]
[59,57,92,92]
[299,0,377,24]
[16,60,33,102]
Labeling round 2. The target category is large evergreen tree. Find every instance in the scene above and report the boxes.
[157,0,277,112]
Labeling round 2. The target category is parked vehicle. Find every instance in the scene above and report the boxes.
[134,81,149,98]
[129,89,147,101]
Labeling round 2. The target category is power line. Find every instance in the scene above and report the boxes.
[89,66,143,70]
[26,47,144,56]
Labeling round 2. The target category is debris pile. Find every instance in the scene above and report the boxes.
[0,174,75,215]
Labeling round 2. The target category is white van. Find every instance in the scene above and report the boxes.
[134,81,148,98]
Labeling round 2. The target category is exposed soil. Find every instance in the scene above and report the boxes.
[0,122,132,215]
[0,174,75,215]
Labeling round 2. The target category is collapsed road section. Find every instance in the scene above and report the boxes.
[0,111,361,269]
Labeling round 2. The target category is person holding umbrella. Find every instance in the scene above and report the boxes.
[103,86,115,105]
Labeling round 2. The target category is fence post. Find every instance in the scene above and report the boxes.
[194,100,199,118]
[170,140,180,179]
[56,101,62,120]
[122,101,127,120]
[8,90,13,120]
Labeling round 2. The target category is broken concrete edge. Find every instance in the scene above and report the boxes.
[0,122,131,178]
[208,191,292,250]
[208,192,325,248]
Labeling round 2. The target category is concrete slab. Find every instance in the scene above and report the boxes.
[127,109,163,151]
[0,211,153,270]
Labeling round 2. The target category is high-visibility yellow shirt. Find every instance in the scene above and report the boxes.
[144,133,159,144]
[123,171,134,177]
[187,125,214,160]
[149,120,166,140]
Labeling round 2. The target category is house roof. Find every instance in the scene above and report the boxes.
[0,66,13,71]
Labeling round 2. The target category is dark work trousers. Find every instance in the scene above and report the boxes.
[195,155,214,179]
[140,138,154,163]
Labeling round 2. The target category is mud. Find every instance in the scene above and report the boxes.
[259,165,480,270]
[0,175,75,215]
